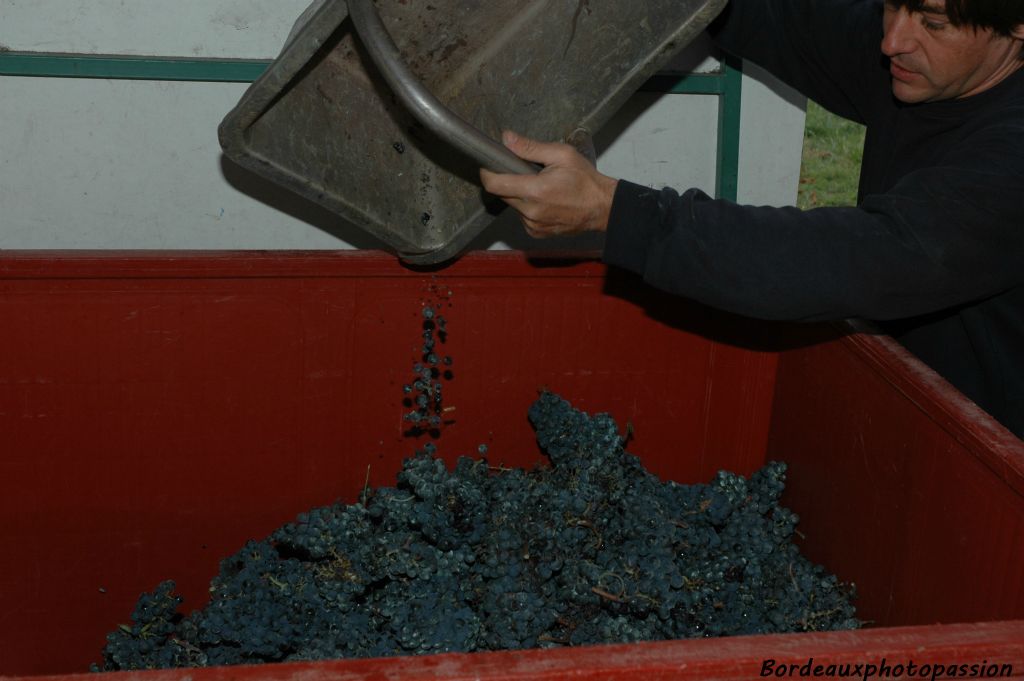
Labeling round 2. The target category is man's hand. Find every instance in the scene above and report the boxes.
[480,131,619,239]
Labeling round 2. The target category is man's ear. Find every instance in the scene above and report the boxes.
[1012,24,1024,41]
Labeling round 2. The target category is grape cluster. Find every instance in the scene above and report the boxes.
[94,392,858,671]
[402,303,453,434]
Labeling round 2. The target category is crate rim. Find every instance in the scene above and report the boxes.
[5,620,1022,681]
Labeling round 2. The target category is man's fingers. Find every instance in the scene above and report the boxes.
[478,168,543,234]
[520,218,548,240]
[502,130,575,167]
[479,167,536,202]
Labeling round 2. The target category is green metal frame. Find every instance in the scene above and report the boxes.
[0,53,268,82]
[642,55,743,201]
[0,51,742,201]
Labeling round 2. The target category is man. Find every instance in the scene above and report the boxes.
[480,0,1024,438]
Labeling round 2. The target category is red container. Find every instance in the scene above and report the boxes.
[1,251,1021,679]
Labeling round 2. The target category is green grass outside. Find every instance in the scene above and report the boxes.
[797,100,866,209]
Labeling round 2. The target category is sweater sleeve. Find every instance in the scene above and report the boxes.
[708,0,884,124]
[602,123,1024,323]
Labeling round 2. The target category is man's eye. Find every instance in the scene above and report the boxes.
[922,16,947,30]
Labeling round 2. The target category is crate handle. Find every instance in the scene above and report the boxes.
[347,0,539,176]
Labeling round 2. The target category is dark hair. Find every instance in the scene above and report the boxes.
[887,0,1024,36]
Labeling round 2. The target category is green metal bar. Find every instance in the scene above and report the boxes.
[0,53,270,83]
[0,52,729,92]
[715,56,743,202]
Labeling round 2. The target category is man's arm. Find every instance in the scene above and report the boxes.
[709,0,884,124]
[480,125,1024,323]
[604,126,1024,322]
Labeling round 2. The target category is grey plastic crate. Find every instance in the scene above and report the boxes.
[219,0,726,264]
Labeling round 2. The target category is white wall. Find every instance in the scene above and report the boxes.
[0,0,312,58]
[0,2,805,251]
[737,61,807,208]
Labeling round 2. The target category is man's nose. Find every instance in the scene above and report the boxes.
[881,8,916,57]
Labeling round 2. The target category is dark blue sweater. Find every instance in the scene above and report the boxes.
[603,0,1024,438]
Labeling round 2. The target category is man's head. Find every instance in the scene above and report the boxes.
[882,0,1024,103]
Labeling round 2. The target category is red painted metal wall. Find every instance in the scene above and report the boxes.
[0,252,1020,679]
[770,325,1024,627]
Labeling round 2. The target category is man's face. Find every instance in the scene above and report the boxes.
[881,0,1024,103]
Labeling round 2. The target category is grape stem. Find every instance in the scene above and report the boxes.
[591,586,624,603]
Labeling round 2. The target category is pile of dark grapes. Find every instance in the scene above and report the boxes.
[94,391,858,671]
